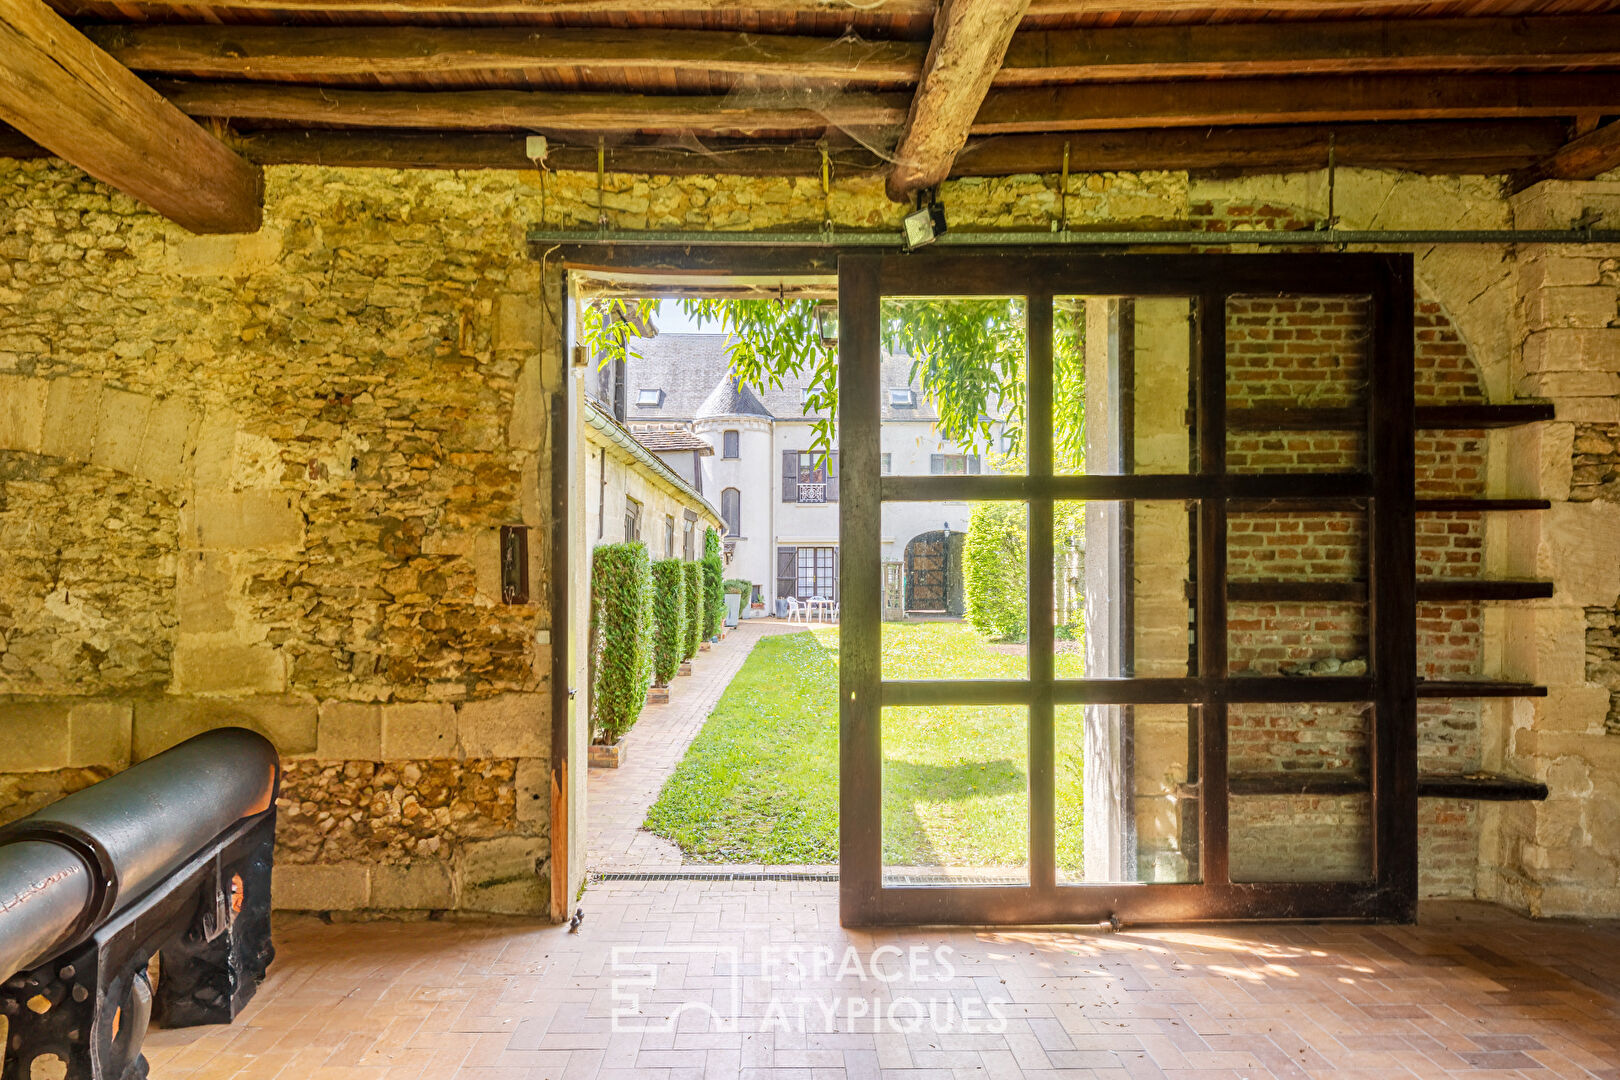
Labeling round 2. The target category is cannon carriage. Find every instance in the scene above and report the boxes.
[0,728,280,1080]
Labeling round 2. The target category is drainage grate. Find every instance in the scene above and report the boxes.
[592,869,839,883]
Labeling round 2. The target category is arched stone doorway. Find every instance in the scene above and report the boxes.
[903,530,963,616]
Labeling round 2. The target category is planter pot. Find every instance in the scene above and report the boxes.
[678,660,693,676]
[699,641,711,651]
[589,742,625,768]
[647,685,670,705]
[724,594,741,627]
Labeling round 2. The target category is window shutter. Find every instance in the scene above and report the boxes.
[827,451,839,502]
[930,453,944,474]
[783,450,797,502]
[776,546,798,599]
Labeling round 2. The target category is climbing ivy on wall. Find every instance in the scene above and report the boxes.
[590,542,653,745]
[650,558,687,687]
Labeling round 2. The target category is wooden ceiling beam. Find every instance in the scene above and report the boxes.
[0,0,261,233]
[999,16,1620,85]
[974,73,1620,134]
[887,0,1032,200]
[1512,120,1620,191]
[86,16,1620,89]
[45,0,1570,18]
[159,81,910,135]
[87,25,926,86]
[218,120,1565,178]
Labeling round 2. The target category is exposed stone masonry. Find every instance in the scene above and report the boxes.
[1584,605,1620,735]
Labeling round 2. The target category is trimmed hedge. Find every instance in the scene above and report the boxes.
[963,502,1028,641]
[682,560,703,660]
[702,528,725,640]
[590,542,653,744]
[723,577,752,597]
[650,558,687,686]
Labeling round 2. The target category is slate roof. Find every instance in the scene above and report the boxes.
[624,333,945,423]
[696,376,772,420]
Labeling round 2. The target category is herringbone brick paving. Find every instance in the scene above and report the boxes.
[144,892,1620,1079]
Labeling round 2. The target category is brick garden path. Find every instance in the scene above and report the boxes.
[585,617,810,871]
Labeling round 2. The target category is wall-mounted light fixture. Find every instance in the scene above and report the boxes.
[500,525,531,604]
[814,301,839,350]
[902,197,948,250]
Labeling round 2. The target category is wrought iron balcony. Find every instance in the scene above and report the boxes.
[797,482,827,503]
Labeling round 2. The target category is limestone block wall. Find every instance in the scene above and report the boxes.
[1486,180,1620,917]
[0,160,558,916]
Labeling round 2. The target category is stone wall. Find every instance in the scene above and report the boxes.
[0,160,558,916]
[4,154,1616,917]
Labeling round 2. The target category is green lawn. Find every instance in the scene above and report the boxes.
[643,621,1084,874]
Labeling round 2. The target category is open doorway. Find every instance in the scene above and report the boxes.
[556,249,1417,929]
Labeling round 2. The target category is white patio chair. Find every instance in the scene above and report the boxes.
[784,596,805,624]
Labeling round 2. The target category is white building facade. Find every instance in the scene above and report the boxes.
[602,333,1006,618]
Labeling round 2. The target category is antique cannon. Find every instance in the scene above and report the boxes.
[0,727,280,1080]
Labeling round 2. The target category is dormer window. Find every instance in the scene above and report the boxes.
[888,387,916,407]
[636,388,663,407]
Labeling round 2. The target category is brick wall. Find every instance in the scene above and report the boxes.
[1220,292,1488,892]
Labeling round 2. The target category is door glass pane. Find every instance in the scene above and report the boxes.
[1056,704,1199,885]
[1227,509,1368,678]
[879,297,1026,476]
[1229,701,1373,883]
[1056,500,1192,680]
[883,501,1025,680]
[882,705,1028,886]
[1226,294,1371,473]
[1054,296,1194,476]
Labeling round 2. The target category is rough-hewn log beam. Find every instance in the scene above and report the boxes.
[161,81,908,136]
[225,120,1566,178]
[0,0,262,233]
[1512,120,1620,191]
[998,16,1620,85]
[87,25,925,86]
[894,0,1033,200]
[974,73,1620,134]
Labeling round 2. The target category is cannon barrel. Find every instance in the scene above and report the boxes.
[0,727,279,982]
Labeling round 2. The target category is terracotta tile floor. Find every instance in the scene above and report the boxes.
[144,893,1620,1080]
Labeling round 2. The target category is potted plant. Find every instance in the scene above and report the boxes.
[723,578,751,627]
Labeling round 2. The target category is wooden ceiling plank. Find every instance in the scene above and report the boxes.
[0,0,262,233]
[160,80,911,135]
[888,0,1032,200]
[999,15,1620,84]
[974,73,1620,133]
[44,0,1577,18]
[88,24,927,84]
[1512,119,1620,191]
[219,119,1566,178]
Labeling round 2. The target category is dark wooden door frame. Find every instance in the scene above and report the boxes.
[838,252,1416,928]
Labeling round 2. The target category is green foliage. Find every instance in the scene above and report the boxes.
[650,558,687,687]
[723,578,752,597]
[590,542,653,744]
[682,560,702,660]
[702,528,725,639]
[575,298,1084,465]
[962,502,1029,641]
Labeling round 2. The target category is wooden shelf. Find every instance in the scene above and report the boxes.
[1417,498,1551,512]
[1417,579,1553,602]
[1215,579,1554,603]
[1226,402,1554,432]
[1198,772,1547,800]
[1416,680,1547,698]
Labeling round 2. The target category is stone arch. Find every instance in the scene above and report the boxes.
[0,375,199,491]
